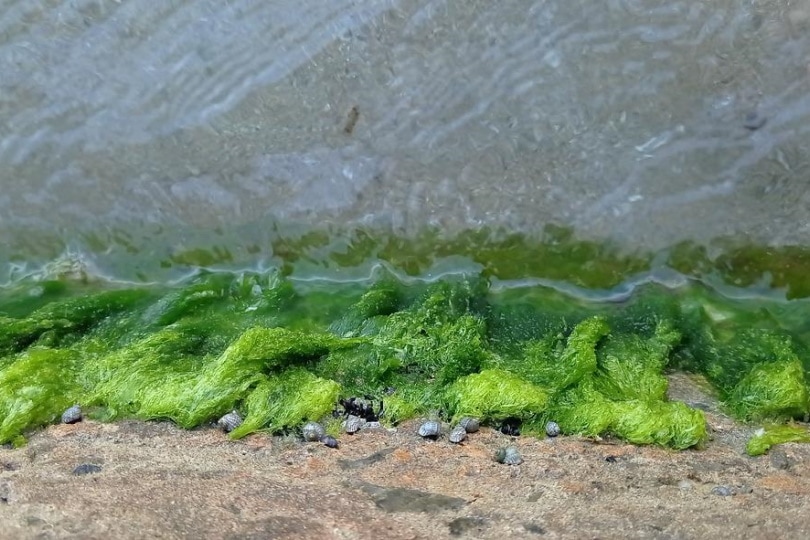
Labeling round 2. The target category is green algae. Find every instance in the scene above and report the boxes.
[229,368,341,439]
[746,425,810,456]
[445,369,549,425]
[88,326,359,428]
[0,348,81,444]
[0,265,809,453]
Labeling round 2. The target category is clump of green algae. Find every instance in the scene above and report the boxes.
[1,266,809,456]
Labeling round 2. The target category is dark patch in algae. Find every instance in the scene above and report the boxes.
[2,261,810,455]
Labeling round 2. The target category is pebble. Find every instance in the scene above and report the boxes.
[769,448,792,470]
[711,485,734,497]
[545,421,560,438]
[61,405,82,425]
[72,464,102,476]
[362,421,383,431]
[217,411,243,433]
[448,425,467,444]
[302,421,325,442]
[495,446,523,465]
[677,480,693,491]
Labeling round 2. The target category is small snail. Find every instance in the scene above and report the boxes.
[61,405,83,425]
[342,415,365,434]
[495,446,523,465]
[418,420,441,439]
[458,417,480,433]
[448,425,467,444]
[217,410,243,433]
[302,421,326,442]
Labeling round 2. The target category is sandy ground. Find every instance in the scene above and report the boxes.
[2,374,810,540]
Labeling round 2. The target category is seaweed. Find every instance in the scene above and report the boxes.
[727,359,810,421]
[445,369,549,425]
[0,264,808,453]
[592,320,680,402]
[229,368,340,439]
[0,288,150,355]
[680,321,810,421]
[0,348,81,444]
[516,316,609,391]
[551,379,707,449]
[746,424,810,456]
[87,326,358,427]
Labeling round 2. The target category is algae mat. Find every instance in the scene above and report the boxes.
[2,269,810,454]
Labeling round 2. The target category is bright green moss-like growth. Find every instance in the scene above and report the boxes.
[592,320,681,402]
[683,324,810,421]
[0,267,808,453]
[727,360,810,421]
[319,278,493,398]
[518,316,609,390]
[0,289,150,355]
[88,326,358,427]
[329,281,402,337]
[552,380,707,449]
[746,425,810,456]
[0,349,81,444]
[229,368,340,439]
[445,369,549,423]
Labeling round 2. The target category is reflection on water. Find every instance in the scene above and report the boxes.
[1,0,809,282]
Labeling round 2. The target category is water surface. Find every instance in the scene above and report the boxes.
[1,0,809,282]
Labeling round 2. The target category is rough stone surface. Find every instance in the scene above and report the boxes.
[1,374,810,539]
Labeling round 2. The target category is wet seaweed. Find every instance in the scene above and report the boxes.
[0,267,808,452]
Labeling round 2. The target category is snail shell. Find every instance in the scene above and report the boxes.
[320,435,339,448]
[448,425,467,444]
[217,410,243,433]
[362,421,383,431]
[458,417,480,433]
[302,421,326,442]
[495,446,523,465]
[417,420,441,439]
[61,405,82,425]
[342,415,365,434]
[545,421,561,438]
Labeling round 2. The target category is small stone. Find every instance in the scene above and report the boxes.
[217,411,243,433]
[302,421,326,442]
[711,485,734,497]
[769,448,792,470]
[61,405,82,425]
[545,421,560,438]
[72,464,102,476]
[362,421,383,431]
[677,480,693,491]
[737,484,754,495]
[448,426,467,444]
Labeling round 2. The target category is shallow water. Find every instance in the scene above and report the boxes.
[1,0,809,282]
